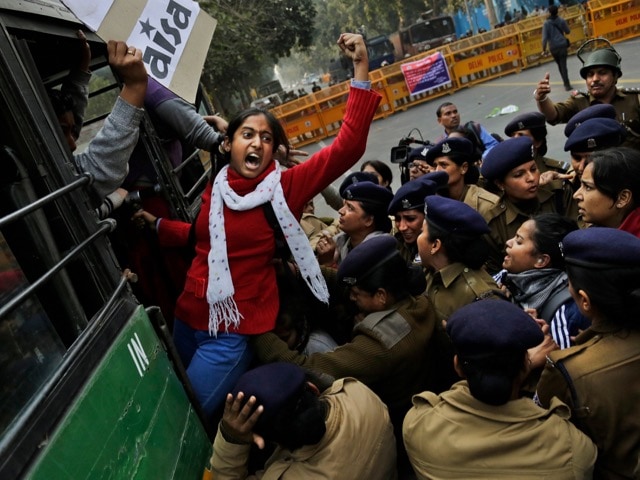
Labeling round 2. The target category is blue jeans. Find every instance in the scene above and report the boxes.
[173,318,252,420]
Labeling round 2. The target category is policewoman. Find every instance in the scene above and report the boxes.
[504,111,569,176]
[404,300,597,479]
[387,172,443,265]
[481,136,558,274]
[424,136,501,223]
[316,180,393,267]
[252,233,435,425]
[210,363,397,479]
[418,195,503,323]
[536,228,640,479]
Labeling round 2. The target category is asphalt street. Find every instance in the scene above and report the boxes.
[305,37,640,217]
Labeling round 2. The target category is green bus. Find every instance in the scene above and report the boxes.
[0,1,215,478]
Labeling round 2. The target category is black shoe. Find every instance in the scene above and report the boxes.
[564,84,573,91]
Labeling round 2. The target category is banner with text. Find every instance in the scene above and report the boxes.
[400,52,452,96]
[62,0,216,102]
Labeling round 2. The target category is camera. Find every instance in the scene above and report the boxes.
[389,130,434,184]
[390,145,410,164]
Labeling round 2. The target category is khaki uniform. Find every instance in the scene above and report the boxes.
[536,324,640,479]
[459,184,500,224]
[551,88,640,151]
[426,262,503,323]
[485,189,557,274]
[403,382,597,479]
[252,295,436,412]
[210,378,397,480]
[395,232,420,266]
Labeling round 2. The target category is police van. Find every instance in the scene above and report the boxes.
[0,0,215,478]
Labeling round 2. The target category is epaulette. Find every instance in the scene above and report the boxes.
[543,158,570,172]
[570,89,588,98]
[620,87,640,94]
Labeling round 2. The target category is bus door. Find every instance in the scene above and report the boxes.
[0,3,212,478]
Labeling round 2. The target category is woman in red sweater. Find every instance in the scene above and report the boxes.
[139,33,381,419]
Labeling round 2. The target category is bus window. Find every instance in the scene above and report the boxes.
[0,233,66,439]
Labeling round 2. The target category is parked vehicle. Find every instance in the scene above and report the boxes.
[390,14,457,58]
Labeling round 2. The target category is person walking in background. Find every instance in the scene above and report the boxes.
[542,5,572,91]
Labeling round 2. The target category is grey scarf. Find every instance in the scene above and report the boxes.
[504,268,568,311]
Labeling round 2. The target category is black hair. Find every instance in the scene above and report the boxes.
[548,5,558,17]
[459,351,525,405]
[436,101,455,118]
[262,383,327,451]
[224,107,289,162]
[528,126,548,157]
[427,221,489,270]
[566,263,640,326]
[448,127,483,164]
[361,160,393,190]
[47,89,76,117]
[590,147,640,212]
[530,213,578,269]
[360,200,392,233]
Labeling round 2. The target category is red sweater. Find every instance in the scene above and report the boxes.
[158,87,381,334]
[620,207,640,238]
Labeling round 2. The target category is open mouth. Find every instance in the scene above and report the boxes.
[245,152,261,169]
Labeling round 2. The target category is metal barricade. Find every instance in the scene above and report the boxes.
[449,27,522,88]
[272,94,325,148]
[588,0,640,42]
[271,1,640,146]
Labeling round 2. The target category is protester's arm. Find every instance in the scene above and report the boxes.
[73,41,147,199]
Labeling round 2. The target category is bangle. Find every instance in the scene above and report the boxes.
[533,89,548,102]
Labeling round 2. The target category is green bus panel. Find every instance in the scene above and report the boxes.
[25,306,211,479]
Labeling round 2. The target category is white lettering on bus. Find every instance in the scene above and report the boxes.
[127,332,150,377]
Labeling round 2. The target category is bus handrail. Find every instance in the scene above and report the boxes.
[0,173,92,228]
[0,218,116,320]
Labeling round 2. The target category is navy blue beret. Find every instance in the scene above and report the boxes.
[342,181,394,210]
[232,362,305,430]
[564,104,617,137]
[504,112,547,137]
[425,195,490,236]
[480,136,535,181]
[409,145,430,162]
[446,299,544,358]
[561,227,640,268]
[388,176,440,214]
[563,117,626,152]
[338,171,379,196]
[338,234,399,285]
[424,137,475,165]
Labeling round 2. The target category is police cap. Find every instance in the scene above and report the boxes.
[338,171,379,196]
[388,175,440,215]
[563,117,626,152]
[338,234,399,286]
[424,137,475,165]
[446,299,544,358]
[561,227,640,269]
[564,104,617,138]
[342,181,394,210]
[504,112,547,137]
[232,362,306,432]
[480,136,535,181]
[425,195,490,236]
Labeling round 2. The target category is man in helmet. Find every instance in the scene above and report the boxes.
[533,40,640,150]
